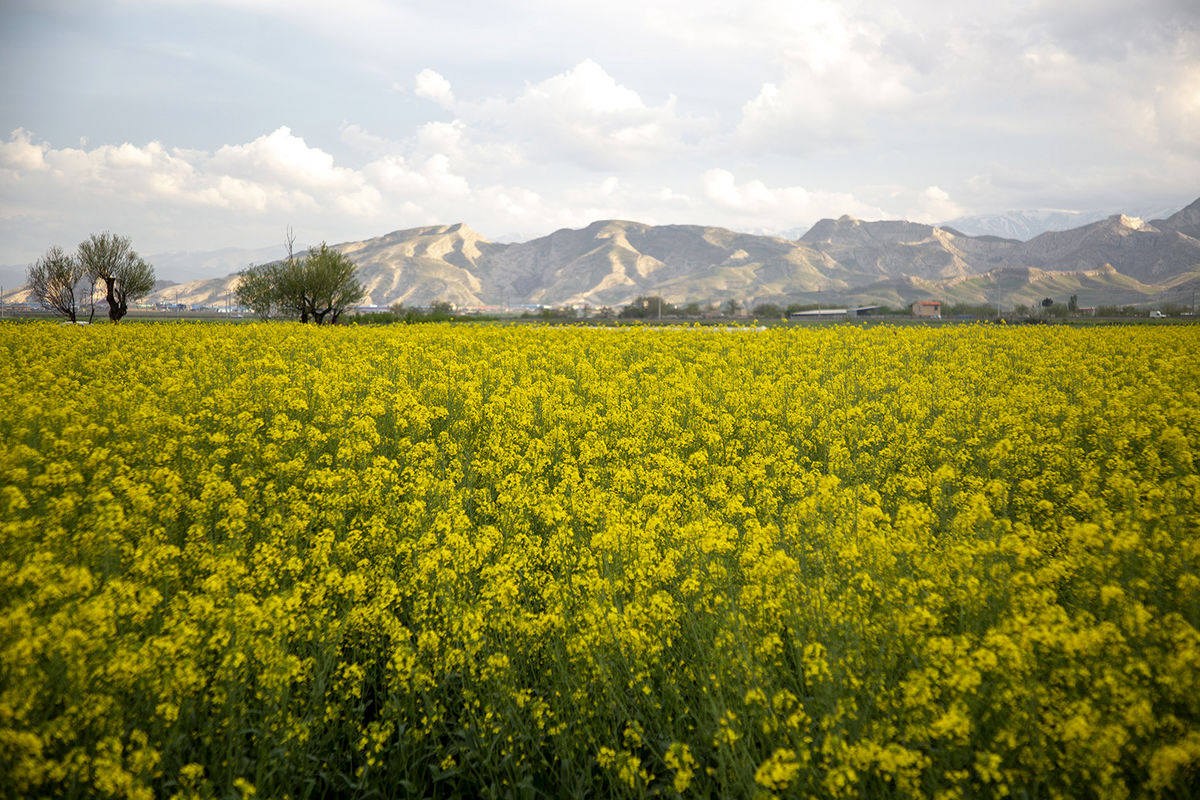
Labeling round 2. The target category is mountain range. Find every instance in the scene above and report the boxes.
[5,198,1198,311]
[136,196,1199,311]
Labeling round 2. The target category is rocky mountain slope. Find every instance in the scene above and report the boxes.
[133,195,1200,310]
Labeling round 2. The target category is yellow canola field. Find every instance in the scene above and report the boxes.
[1,322,1198,799]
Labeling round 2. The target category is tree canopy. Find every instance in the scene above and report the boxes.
[77,232,155,323]
[234,262,282,320]
[302,244,365,324]
[27,246,88,322]
[26,233,152,323]
[235,240,365,324]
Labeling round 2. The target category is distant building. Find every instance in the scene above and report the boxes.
[788,306,883,320]
[911,300,942,318]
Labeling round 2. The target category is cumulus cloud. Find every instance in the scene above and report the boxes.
[414,69,456,110]
[458,60,696,169]
[862,185,966,224]
[695,170,973,228]
[0,126,678,263]
[728,3,929,152]
[414,120,525,174]
[0,127,426,257]
[699,168,887,228]
[4,123,870,270]
[383,60,698,173]
[209,128,364,193]
[911,186,964,223]
[694,0,1200,169]
[0,129,49,172]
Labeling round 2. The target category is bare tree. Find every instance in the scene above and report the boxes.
[77,232,156,323]
[27,246,86,322]
[284,225,296,265]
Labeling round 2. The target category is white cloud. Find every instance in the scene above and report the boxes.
[414,69,456,110]
[695,170,970,228]
[364,153,468,200]
[729,3,925,152]
[460,60,695,169]
[699,168,886,228]
[0,129,49,172]
[912,186,964,223]
[340,118,524,177]
[0,126,645,261]
[1150,64,1200,159]
[414,120,525,173]
[209,127,360,192]
[3,125,854,268]
[0,128,413,256]
[693,0,1200,167]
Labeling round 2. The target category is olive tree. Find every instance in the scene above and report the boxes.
[234,262,282,320]
[303,244,365,324]
[77,232,155,323]
[235,240,364,325]
[27,245,88,322]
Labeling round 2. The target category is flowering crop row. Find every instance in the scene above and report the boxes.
[1,322,1198,799]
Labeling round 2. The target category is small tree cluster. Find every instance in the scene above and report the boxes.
[619,296,677,319]
[236,236,365,325]
[27,233,155,323]
[388,301,455,323]
[527,306,578,320]
[1095,304,1143,317]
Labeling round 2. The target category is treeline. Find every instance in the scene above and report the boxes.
[618,297,707,318]
[354,302,494,325]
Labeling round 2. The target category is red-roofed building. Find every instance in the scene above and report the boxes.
[911,300,942,318]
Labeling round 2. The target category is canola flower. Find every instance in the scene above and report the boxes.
[0,321,1198,799]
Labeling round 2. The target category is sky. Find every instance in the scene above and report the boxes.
[1,0,1198,272]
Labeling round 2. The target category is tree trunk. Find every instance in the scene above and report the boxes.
[103,276,127,322]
